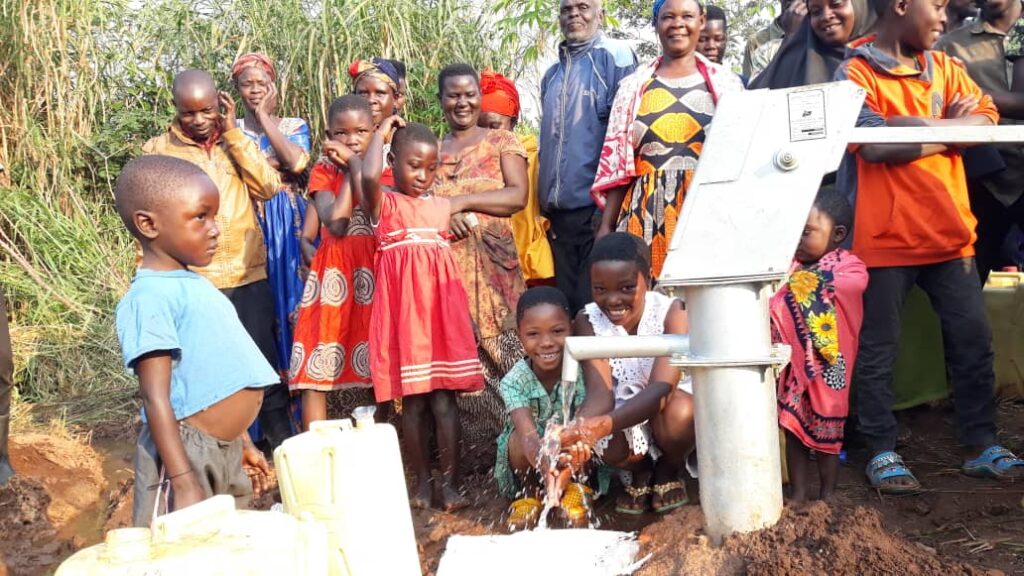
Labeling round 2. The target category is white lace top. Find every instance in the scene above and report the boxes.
[583,291,676,408]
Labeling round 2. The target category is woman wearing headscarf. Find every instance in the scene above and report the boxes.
[749,0,876,90]
[231,52,311,389]
[592,0,745,279]
[477,69,555,286]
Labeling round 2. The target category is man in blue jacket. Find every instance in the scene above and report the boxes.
[540,0,637,313]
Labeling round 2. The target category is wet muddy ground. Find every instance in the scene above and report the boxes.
[3,401,1024,575]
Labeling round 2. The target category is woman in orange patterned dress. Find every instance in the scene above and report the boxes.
[591,0,744,279]
[432,64,529,463]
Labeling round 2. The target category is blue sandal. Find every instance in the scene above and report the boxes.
[865,451,921,495]
[962,445,1024,481]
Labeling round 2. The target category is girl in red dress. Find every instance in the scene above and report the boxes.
[362,118,524,511]
[289,96,377,430]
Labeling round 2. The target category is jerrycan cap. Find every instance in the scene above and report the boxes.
[353,405,376,429]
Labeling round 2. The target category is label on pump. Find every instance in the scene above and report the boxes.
[788,89,827,142]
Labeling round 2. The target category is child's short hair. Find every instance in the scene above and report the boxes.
[391,123,438,157]
[813,186,854,231]
[516,286,572,323]
[115,155,209,239]
[869,0,894,15]
[328,94,373,123]
[591,232,652,282]
[438,63,478,95]
[705,4,726,24]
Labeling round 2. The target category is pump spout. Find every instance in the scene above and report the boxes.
[560,335,690,385]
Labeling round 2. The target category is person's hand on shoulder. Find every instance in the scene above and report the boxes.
[219,91,238,133]
[378,114,407,141]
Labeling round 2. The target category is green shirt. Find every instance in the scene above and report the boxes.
[494,359,585,497]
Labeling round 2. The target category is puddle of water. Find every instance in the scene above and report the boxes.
[60,436,135,546]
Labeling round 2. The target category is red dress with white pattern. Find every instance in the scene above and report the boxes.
[370,192,484,401]
[289,162,376,391]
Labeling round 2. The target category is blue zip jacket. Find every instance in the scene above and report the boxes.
[539,33,637,213]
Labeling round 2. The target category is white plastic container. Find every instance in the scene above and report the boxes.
[274,411,421,576]
[55,495,328,576]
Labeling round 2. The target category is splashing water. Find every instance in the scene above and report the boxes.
[534,374,588,530]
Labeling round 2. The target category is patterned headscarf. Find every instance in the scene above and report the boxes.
[479,68,520,120]
[652,0,704,26]
[348,58,400,93]
[231,52,277,82]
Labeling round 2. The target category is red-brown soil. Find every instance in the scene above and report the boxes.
[4,401,1024,575]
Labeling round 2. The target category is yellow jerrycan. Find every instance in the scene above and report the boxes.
[55,495,328,575]
[274,407,421,576]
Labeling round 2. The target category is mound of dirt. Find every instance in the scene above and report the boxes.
[636,501,996,576]
[8,434,105,531]
[0,476,75,576]
[1,434,107,576]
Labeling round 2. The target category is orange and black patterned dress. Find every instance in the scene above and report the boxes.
[616,73,714,278]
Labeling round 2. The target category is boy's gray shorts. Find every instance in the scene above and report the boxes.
[132,421,252,526]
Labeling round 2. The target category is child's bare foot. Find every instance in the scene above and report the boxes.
[439,483,469,512]
[410,478,431,509]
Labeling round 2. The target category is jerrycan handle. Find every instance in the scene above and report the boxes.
[353,405,376,429]
[309,419,354,433]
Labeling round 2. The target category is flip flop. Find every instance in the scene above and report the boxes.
[615,483,651,515]
[963,445,1024,481]
[652,480,689,513]
[865,451,921,495]
[507,497,542,531]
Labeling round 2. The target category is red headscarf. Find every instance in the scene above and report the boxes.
[231,52,277,82]
[479,68,520,120]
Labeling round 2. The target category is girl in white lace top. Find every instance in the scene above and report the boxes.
[560,233,695,515]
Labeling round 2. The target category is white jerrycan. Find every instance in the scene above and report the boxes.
[274,408,421,576]
[55,495,328,575]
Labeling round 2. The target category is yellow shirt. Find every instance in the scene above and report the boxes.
[142,124,281,289]
[511,134,554,281]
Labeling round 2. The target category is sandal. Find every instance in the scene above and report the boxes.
[507,497,542,531]
[865,451,921,495]
[615,483,651,515]
[963,445,1024,481]
[651,480,689,513]
[560,483,594,527]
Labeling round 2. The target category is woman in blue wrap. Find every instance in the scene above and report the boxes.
[231,53,311,384]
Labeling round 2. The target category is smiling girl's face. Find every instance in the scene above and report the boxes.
[591,260,649,333]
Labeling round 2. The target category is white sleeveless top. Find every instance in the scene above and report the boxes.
[583,291,676,408]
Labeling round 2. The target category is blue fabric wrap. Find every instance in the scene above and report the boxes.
[652,0,666,25]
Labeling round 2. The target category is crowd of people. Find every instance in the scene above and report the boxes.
[2,0,1013,534]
